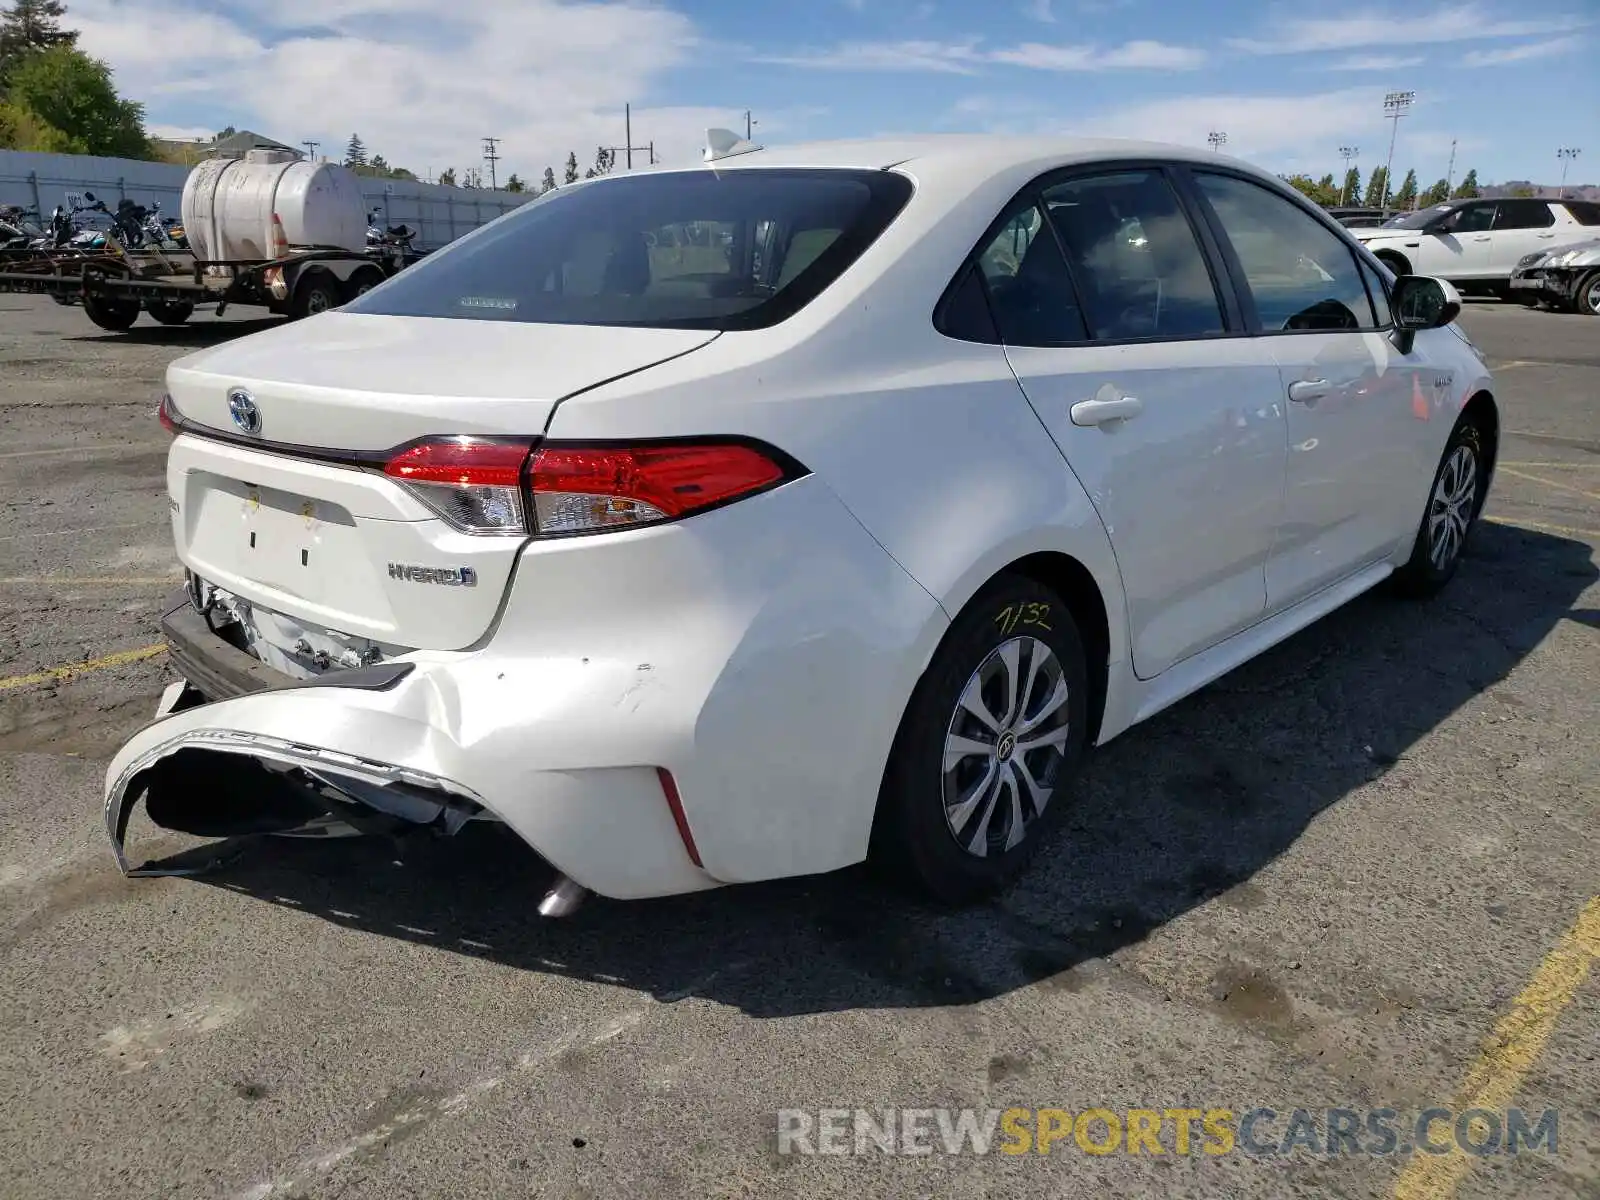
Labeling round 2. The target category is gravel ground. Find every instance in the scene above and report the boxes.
[0,295,1595,1200]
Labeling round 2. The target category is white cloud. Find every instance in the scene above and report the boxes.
[761,38,1203,73]
[1462,36,1578,64]
[1327,53,1427,70]
[1230,5,1589,53]
[991,39,1206,70]
[1062,87,1385,160]
[756,40,983,73]
[68,0,720,180]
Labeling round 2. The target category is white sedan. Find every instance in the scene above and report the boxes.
[106,133,1496,913]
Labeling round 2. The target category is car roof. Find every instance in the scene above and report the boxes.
[708,134,1263,176]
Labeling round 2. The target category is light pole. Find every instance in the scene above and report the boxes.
[302,140,319,162]
[1381,90,1414,215]
[1558,147,1581,199]
[1338,145,1359,205]
[744,110,758,141]
[1207,130,1227,152]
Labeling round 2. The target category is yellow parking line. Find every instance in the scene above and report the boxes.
[0,443,167,461]
[0,644,167,692]
[0,575,180,586]
[1394,896,1600,1200]
[1483,515,1600,540]
[1497,467,1600,503]
[1500,462,1600,471]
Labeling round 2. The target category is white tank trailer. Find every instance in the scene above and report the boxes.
[181,149,368,264]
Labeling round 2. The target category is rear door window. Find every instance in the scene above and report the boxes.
[346,169,912,330]
[1493,200,1556,230]
[1041,170,1225,340]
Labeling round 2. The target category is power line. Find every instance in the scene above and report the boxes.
[482,137,501,191]
[1338,145,1359,205]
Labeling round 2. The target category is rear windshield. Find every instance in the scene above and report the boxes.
[345,168,913,330]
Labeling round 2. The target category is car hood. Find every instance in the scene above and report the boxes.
[1525,237,1600,268]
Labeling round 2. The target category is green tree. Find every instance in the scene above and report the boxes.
[6,45,148,157]
[1283,173,1338,207]
[214,124,237,140]
[504,172,525,193]
[370,152,388,173]
[343,132,367,167]
[1452,169,1480,199]
[563,150,579,184]
[1420,177,1450,205]
[1509,184,1535,198]
[1393,169,1418,209]
[1341,166,1361,206]
[1362,166,1390,209]
[1316,173,1336,195]
[437,167,456,187]
[0,0,76,79]
[540,166,556,193]
[0,95,74,149]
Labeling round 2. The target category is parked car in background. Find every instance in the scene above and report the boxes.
[106,134,1495,914]
[1352,197,1600,294]
[1328,206,1388,229]
[1509,235,1600,315]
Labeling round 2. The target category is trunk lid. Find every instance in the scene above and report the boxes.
[167,311,717,449]
[164,313,718,656]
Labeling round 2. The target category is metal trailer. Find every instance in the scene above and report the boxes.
[0,237,420,331]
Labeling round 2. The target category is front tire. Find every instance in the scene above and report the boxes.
[1572,269,1600,317]
[1392,418,1488,598]
[82,293,140,331]
[1375,250,1411,278]
[872,575,1089,903]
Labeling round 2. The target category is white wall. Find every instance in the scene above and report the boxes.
[0,150,531,249]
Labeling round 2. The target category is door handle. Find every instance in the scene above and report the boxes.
[1471,236,1492,242]
[1536,233,1556,239]
[1070,395,1143,427]
[1288,379,1329,404]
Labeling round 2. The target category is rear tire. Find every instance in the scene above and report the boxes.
[1392,417,1488,598]
[345,267,384,301]
[1572,269,1600,317]
[82,293,140,331]
[1375,250,1411,277]
[871,575,1089,904]
[290,272,340,319]
[147,300,194,326]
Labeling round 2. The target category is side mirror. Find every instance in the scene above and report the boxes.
[1391,276,1461,353]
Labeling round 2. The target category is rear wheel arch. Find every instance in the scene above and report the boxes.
[1375,248,1412,276]
[1461,389,1499,514]
[1001,552,1112,747]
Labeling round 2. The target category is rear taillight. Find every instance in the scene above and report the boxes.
[383,438,531,535]
[379,437,801,537]
[158,392,181,434]
[527,441,792,536]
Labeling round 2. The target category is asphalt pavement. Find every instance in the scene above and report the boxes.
[0,295,1595,1199]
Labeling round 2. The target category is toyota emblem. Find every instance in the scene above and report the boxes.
[227,388,261,435]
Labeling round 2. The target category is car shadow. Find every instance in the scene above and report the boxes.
[65,315,286,347]
[158,521,1595,1018]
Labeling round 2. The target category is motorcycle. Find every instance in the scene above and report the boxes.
[48,193,111,249]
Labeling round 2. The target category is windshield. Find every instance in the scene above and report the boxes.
[1383,204,1454,229]
[345,168,913,330]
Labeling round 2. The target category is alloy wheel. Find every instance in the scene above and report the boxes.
[942,636,1071,857]
[1427,443,1478,571]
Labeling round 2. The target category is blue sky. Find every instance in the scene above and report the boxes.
[67,0,1595,188]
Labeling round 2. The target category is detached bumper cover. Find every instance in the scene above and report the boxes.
[108,477,947,900]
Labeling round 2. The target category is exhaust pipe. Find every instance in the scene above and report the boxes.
[538,874,588,918]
